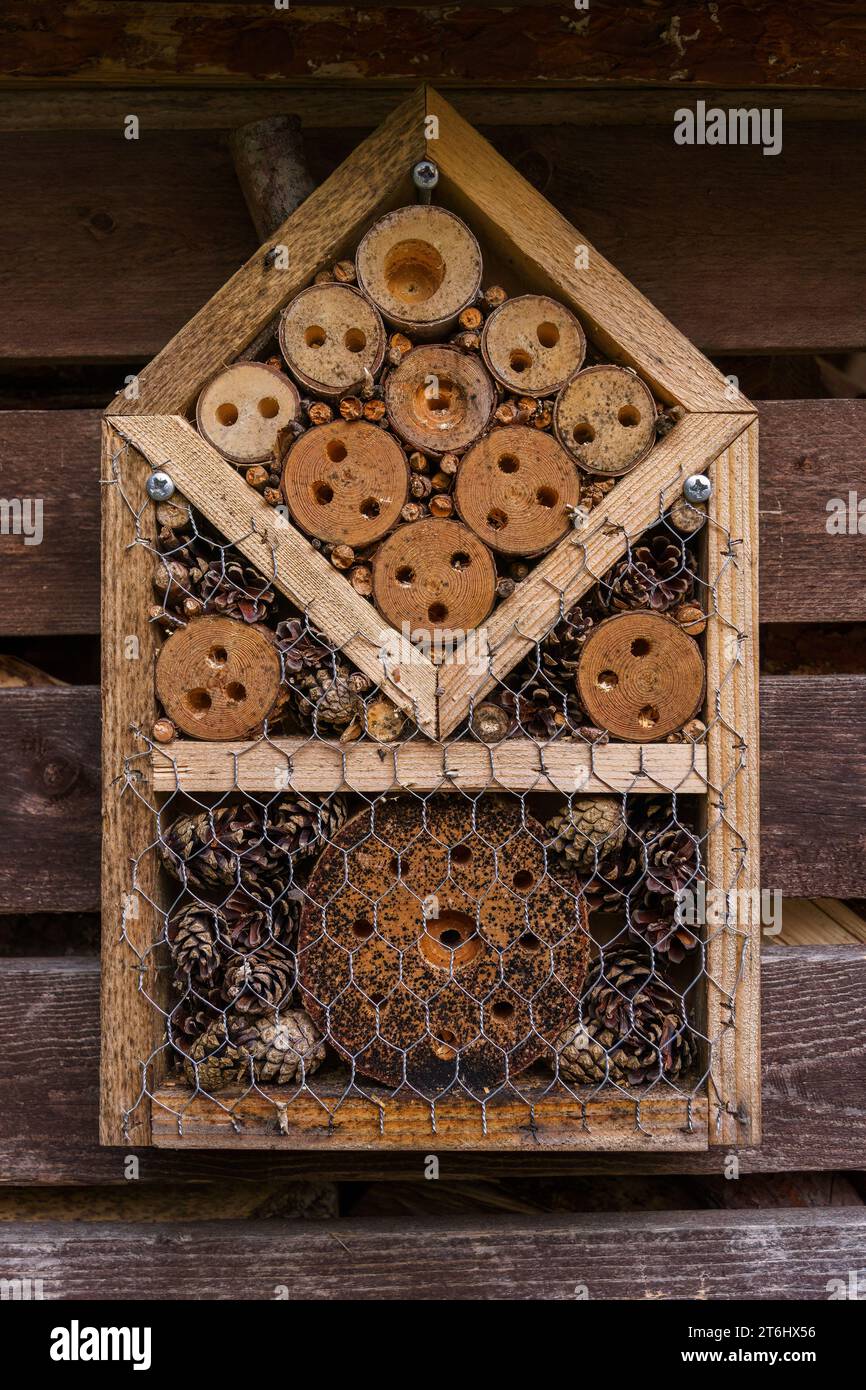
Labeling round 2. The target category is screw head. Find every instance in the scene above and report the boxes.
[683,473,712,504]
[146,470,175,502]
[412,159,439,192]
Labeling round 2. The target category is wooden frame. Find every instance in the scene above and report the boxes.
[101,86,760,1152]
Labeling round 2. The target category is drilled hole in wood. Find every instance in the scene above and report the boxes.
[258,396,279,419]
[491,1000,515,1020]
[519,931,542,953]
[420,910,481,972]
[418,379,454,415]
[618,405,641,427]
[360,497,380,520]
[389,855,401,878]
[537,321,560,348]
[450,551,471,570]
[536,485,558,508]
[498,454,519,474]
[638,704,659,729]
[509,349,533,373]
[216,403,238,427]
[225,682,246,704]
[597,669,619,690]
[395,565,415,586]
[631,637,651,657]
[383,239,446,304]
[351,918,374,940]
[428,601,448,623]
[487,508,508,531]
[451,844,472,865]
[326,439,347,463]
[305,325,326,349]
[313,482,334,505]
[433,1027,458,1060]
[344,327,367,353]
[513,868,535,892]
[573,421,595,445]
[207,645,228,667]
[185,688,212,716]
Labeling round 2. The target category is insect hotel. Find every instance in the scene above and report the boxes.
[100,88,759,1154]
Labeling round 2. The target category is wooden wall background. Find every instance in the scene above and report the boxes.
[1,0,865,1300]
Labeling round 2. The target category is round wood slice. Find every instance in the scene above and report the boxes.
[298,796,590,1092]
[372,518,496,639]
[384,345,495,455]
[278,283,386,398]
[455,425,580,556]
[356,204,483,337]
[554,364,657,477]
[481,294,586,397]
[155,615,282,740]
[576,611,705,742]
[282,420,409,546]
[196,361,300,466]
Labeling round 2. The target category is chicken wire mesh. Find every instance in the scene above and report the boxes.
[104,426,752,1145]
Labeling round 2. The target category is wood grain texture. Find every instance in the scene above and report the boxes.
[107,90,424,413]
[3,4,864,88]
[438,412,752,736]
[428,89,745,412]
[2,1207,865,1299]
[108,414,438,734]
[99,422,166,1146]
[0,401,859,631]
[1,948,863,1181]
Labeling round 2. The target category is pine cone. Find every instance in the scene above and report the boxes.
[546,799,640,910]
[274,617,332,673]
[184,1009,325,1091]
[219,891,298,950]
[169,993,222,1046]
[221,945,296,1016]
[642,824,701,896]
[157,522,275,624]
[630,892,699,963]
[604,534,695,614]
[287,661,373,731]
[557,949,696,1086]
[160,796,348,898]
[539,600,598,693]
[167,902,222,985]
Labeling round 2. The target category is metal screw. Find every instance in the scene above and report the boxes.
[683,473,712,504]
[146,470,175,502]
[263,246,281,269]
[412,159,439,203]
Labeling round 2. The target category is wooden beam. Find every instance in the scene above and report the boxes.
[1,1207,865,1299]
[1,948,863,1181]
[2,4,863,89]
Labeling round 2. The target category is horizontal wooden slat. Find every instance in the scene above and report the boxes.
[2,4,863,88]
[2,947,863,1182]
[2,1206,865,1299]
[3,399,864,632]
[3,116,865,360]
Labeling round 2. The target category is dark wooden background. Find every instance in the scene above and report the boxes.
[1,1,865,1300]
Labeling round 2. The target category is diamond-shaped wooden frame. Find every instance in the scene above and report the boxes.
[101,88,760,1154]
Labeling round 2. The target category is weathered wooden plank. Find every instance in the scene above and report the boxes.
[1,1207,865,1299]
[1,674,864,905]
[2,119,865,361]
[2,401,863,632]
[2,4,863,88]
[2,948,863,1182]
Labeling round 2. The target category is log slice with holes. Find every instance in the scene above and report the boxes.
[576,611,705,742]
[282,420,409,546]
[455,425,580,556]
[554,364,657,477]
[155,615,282,740]
[372,518,496,643]
[279,283,386,398]
[356,204,482,337]
[298,797,590,1092]
[385,344,495,455]
[481,294,586,397]
[196,361,300,466]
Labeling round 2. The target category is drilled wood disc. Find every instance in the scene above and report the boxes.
[455,425,580,556]
[372,518,496,639]
[298,796,590,1092]
[577,611,705,742]
[282,420,409,546]
[554,365,657,476]
[384,345,495,455]
[278,283,386,398]
[195,362,300,465]
[356,204,483,336]
[481,294,586,397]
[155,615,282,740]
